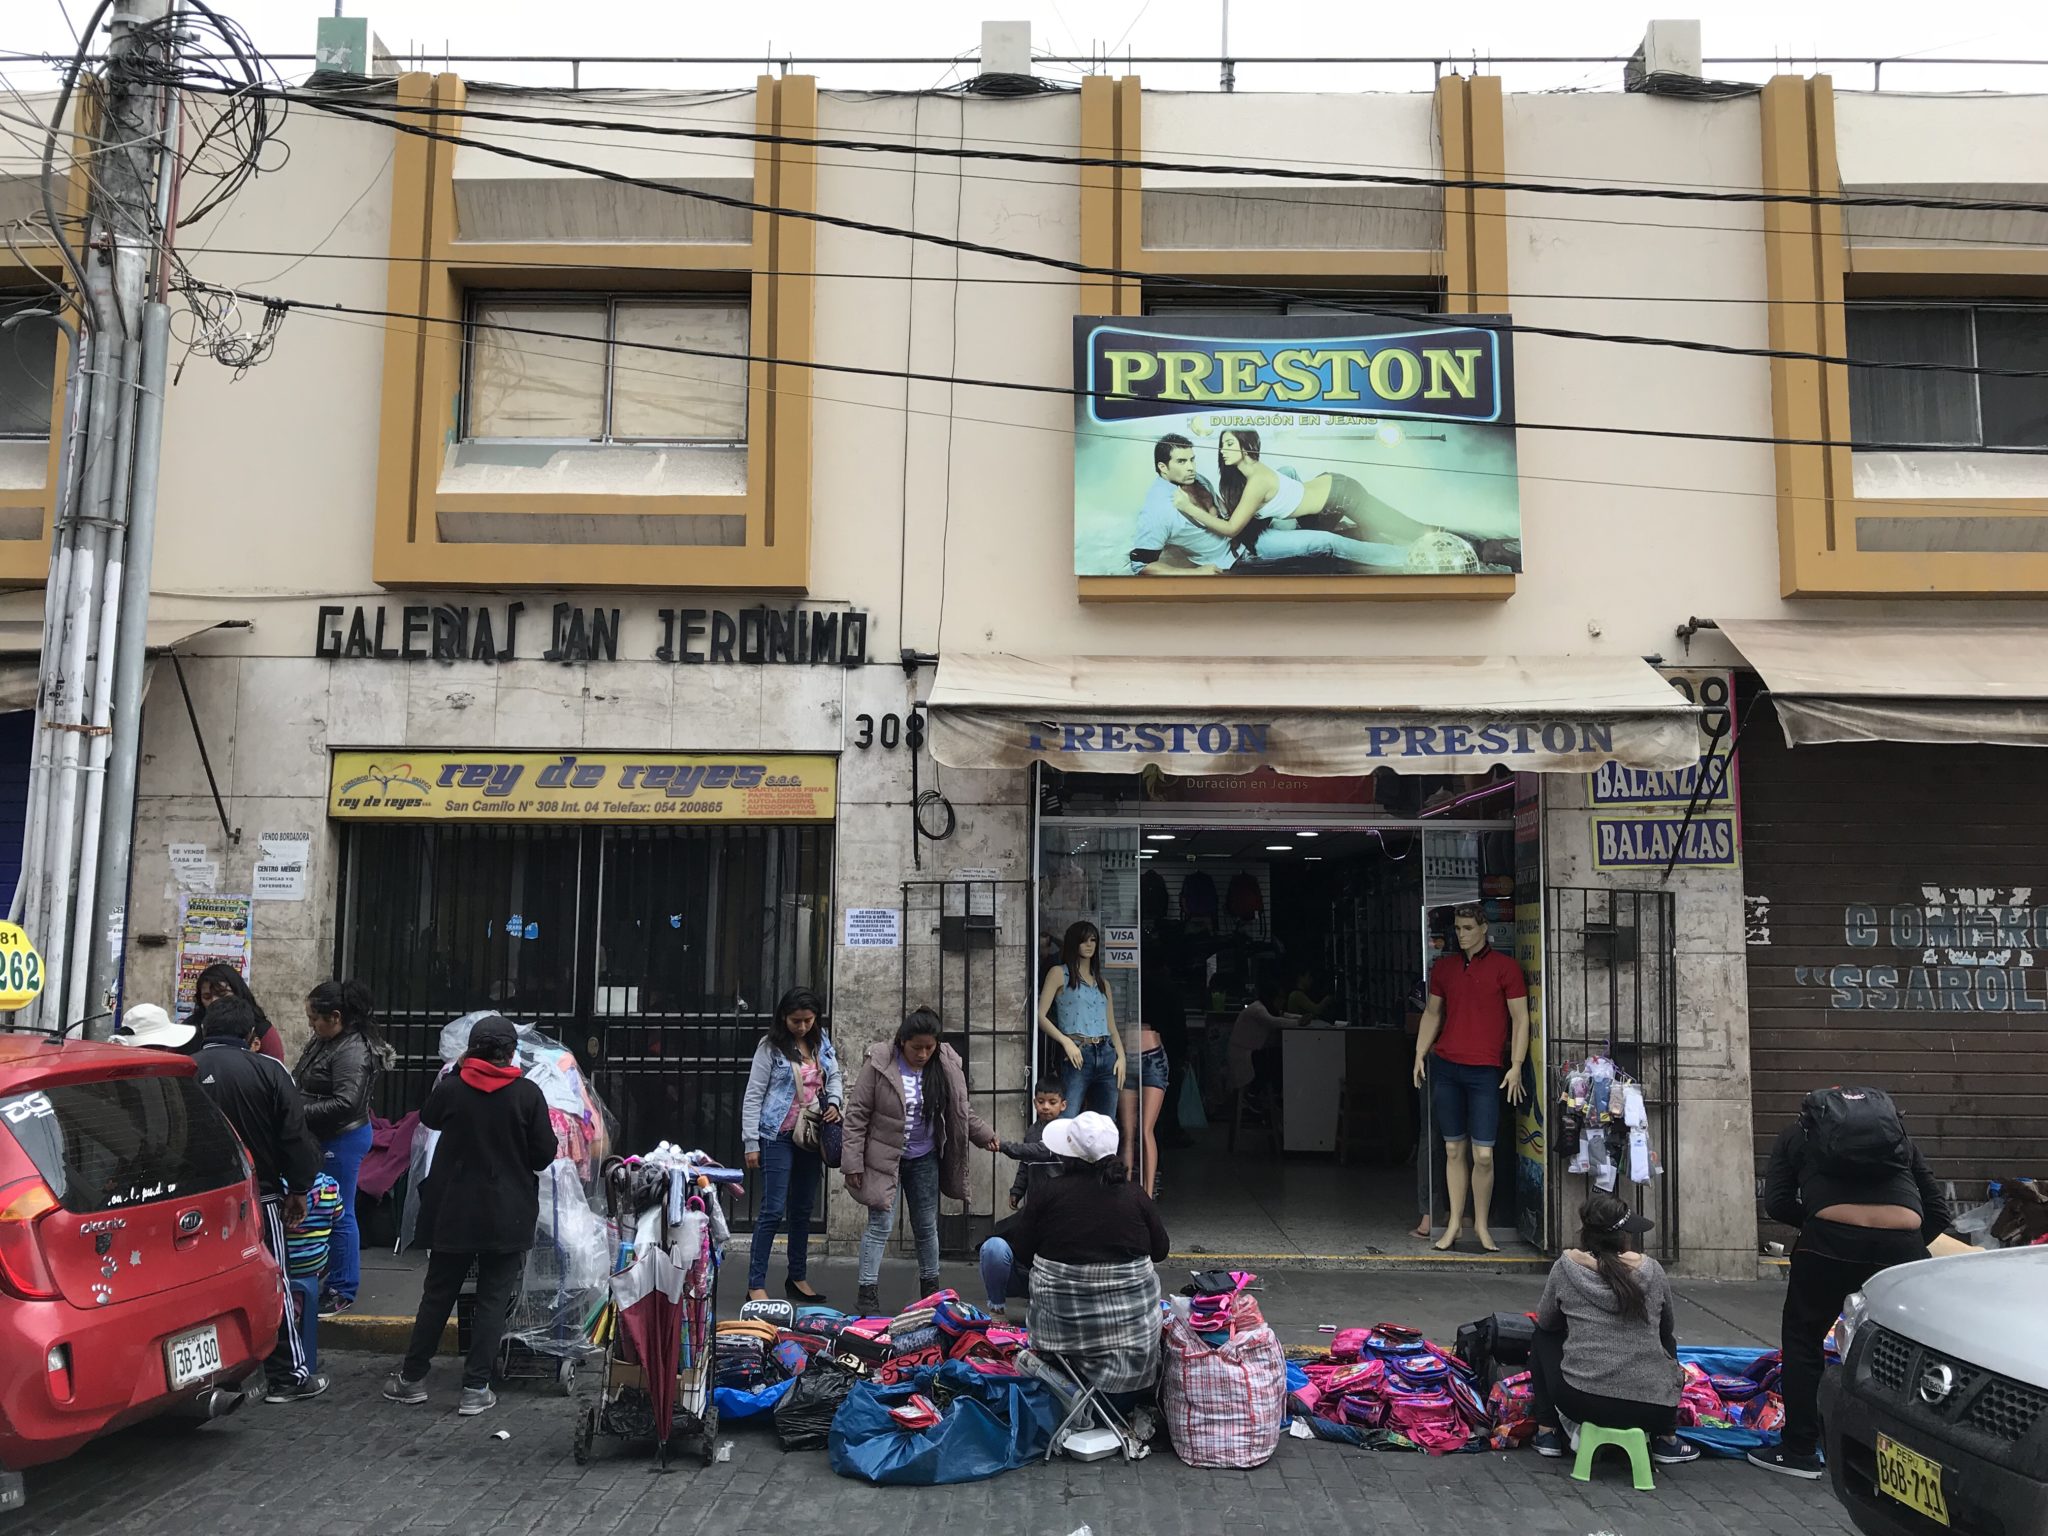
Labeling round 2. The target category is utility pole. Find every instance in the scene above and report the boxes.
[14,0,179,1036]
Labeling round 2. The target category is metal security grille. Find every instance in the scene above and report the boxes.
[338,821,832,1226]
[593,824,833,1183]
[1739,688,2048,1221]
[338,823,585,1112]
[1545,887,1680,1262]
[900,877,1033,1258]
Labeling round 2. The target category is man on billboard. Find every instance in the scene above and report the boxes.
[1128,434,1411,576]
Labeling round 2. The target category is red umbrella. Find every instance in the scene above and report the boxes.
[609,1207,693,1447]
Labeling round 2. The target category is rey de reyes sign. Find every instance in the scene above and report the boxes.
[328,752,836,823]
[1073,313,1521,580]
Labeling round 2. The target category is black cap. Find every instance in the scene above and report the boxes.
[467,1014,519,1054]
[1608,1208,1656,1236]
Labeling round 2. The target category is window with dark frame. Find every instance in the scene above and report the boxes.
[0,294,60,441]
[462,293,749,445]
[1846,302,2048,450]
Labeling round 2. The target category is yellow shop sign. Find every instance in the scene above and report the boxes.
[328,751,836,823]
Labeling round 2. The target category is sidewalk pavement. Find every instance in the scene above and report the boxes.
[334,1245,1788,1358]
[10,1350,1852,1536]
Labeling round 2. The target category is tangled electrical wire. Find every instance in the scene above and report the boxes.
[28,0,291,373]
[121,0,290,229]
[167,281,285,378]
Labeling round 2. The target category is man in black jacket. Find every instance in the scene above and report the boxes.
[192,997,328,1402]
[384,1015,557,1416]
[1750,1085,1952,1480]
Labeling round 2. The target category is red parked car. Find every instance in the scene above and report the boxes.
[0,1035,283,1509]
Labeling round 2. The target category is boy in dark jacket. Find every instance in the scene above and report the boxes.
[383,1016,557,1416]
[976,1080,1067,1318]
[191,997,326,1402]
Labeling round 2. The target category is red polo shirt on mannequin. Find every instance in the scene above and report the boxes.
[1427,944,1528,1068]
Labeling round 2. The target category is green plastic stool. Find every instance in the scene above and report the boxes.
[1570,1424,1656,1491]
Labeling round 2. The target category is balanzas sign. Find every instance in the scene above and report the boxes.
[313,602,870,667]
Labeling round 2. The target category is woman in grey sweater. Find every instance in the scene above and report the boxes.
[1530,1193,1698,1464]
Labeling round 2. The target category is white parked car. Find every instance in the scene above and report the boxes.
[1824,1247,2048,1534]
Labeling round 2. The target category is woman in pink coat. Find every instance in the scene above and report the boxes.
[841,1007,999,1314]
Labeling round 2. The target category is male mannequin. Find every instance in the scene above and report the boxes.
[1411,905,1529,1251]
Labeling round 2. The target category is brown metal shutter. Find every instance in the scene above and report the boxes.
[1740,689,2048,1230]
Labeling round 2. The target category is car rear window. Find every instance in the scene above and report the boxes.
[0,1074,246,1213]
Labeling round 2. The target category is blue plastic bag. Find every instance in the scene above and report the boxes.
[1675,1346,1779,1457]
[713,1378,792,1421]
[828,1362,1060,1485]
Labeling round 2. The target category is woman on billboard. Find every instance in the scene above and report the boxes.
[1177,428,1481,571]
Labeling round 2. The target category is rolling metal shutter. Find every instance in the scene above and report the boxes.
[1740,688,2048,1226]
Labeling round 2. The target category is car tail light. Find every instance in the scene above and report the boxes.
[0,1177,61,1300]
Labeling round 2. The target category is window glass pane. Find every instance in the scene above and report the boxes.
[0,297,58,439]
[1845,306,1979,448]
[0,1077,245,1213]
[610,302,748,441]
[467,300,607,439]
[1975,307,2048,450]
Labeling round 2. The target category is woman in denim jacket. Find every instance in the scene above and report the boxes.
[741,988,843,1301]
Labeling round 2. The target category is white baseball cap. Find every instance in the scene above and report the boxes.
[1043,1111,1120,1164]
[114,1003,196,1050]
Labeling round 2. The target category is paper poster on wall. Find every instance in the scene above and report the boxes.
[175,893,252,1013]
[843,908,902,949]
[169,843,218,894]
[252,830,311,902]
[953,868,1001,919]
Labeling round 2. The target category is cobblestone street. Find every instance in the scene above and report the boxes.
[6,1353,1855,1536]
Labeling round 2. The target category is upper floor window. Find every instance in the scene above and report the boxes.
[0,294,60,441]
[1143,290,1436,320]
[1846,303,2048,450]
[463,294,748,444]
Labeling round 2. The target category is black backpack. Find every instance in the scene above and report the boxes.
[1800,1086,1910,1177]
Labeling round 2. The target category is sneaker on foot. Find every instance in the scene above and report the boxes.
[382,1373,428,1405]
[1532,1428,1570,1458]
[265,1372,330,1404]
[317,1293,353,1319]
[986,1304,1008,1323]
[1654,1435,1702,1465]
[458,1386,497,1416]
[1747,1446,1824,1479]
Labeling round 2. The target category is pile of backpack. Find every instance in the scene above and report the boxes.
[1290,1324,1492,1455]
[708,1293,1038,1451]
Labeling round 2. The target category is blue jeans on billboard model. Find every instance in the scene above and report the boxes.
[1062,1037,1120,1118]
[319,1119,374,1302]
[1241,526,1408,569]
[859,1150,941,1288]
[748,1132,823,1291]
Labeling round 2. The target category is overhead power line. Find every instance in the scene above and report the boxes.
[173,86,2048,386]
[177,275,2048,457]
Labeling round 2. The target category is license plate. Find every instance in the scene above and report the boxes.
[1876,1433,1951,1528]
[164,1324,223,1390]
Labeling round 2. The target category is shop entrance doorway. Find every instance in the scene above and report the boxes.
[336,821,832,1221]
[1033,770,1543,1261]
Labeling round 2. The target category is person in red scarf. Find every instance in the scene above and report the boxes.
[383,1016,557,1416]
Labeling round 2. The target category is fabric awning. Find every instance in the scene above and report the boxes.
[926,652,1699,775]
[1717,618,2048,748]
[0,617,243,712]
